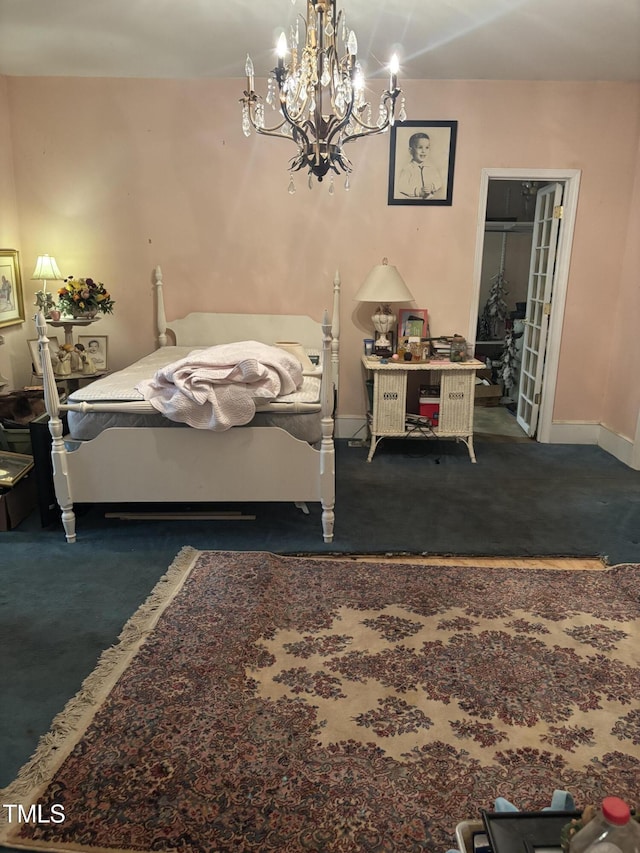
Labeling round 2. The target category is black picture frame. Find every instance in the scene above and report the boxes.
[388,120,457,206]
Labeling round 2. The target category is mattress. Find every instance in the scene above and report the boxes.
[66,346,325,443]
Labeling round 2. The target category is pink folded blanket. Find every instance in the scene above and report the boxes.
[135,340,303,430]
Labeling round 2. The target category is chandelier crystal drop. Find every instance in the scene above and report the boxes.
[240,0,405,186]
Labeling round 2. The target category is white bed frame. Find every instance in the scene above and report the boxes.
[36,266,341,543]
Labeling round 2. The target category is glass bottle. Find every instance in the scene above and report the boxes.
[449,335,468,362]
[569,798,640,853]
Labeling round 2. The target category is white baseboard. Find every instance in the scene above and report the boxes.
[547,421,638,469]
[546,421,601,444]
[598,424,638,470]
[335,416,367,441]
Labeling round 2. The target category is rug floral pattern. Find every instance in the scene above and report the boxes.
[5,553,640,852]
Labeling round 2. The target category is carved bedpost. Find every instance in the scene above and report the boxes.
[155,265,168,348]
[331,269,340,393]
[35,311,77,543]
[319,308,335,542]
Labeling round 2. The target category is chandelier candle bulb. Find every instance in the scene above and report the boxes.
[277,32,287,71]
[245,55,254,91]
[390,54,399,92]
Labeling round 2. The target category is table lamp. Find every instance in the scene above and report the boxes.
[354,258,414,356]
[32,254,63,293]
[32,254,63,317]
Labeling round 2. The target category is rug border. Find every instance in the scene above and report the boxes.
[0,545,201,848]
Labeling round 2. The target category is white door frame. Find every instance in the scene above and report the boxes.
[469,168,581,443]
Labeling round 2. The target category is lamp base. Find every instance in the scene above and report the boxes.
[374,330,394,357]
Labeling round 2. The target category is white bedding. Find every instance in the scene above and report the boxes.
[68,347,322,404]
[66,346,324,443]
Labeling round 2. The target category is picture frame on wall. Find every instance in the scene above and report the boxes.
[388,121,457,206]
[28,336,61,376]
[398,308,429,340]
[0,249,26,329]
[78,335,108,371]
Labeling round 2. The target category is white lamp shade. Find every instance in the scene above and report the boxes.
[354,259,414,304]
[31,254,63,281]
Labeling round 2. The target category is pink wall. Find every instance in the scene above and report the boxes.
[0,77,23,389]
[4,76,640,441]
[602,130,640,441]
[0,80,19,243]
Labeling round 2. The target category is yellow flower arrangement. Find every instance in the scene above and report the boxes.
[57,276,115,318]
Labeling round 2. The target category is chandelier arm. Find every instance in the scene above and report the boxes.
[345,116,390,138]
[280,96,312,152]
[344,89,400,137]
[255,127,299,141]
[244,108,292,138]
[321,59,356,146]
[323,105,355,146]
[240,89,297,137]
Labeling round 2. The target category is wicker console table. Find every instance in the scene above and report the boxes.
[362,355,484,462]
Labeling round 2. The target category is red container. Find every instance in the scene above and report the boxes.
[419,402,440,420]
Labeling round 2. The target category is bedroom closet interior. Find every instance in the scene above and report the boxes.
[475,179,538,441]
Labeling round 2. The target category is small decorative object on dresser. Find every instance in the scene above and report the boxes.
[54,344,73,377]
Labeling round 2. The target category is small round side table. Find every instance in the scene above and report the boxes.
[48,317,101,346]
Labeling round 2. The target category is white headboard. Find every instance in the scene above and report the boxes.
[168,311,326,350]
[153,265,341,386]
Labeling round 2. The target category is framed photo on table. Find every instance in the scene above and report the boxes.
[28,336,61,376]
[388,121,457,206]
[398,308,429,340]
[77,335,108,371]
[0,249,26,329]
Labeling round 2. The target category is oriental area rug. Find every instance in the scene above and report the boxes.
[2,550,640,853]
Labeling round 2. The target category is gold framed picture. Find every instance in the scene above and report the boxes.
[0,249,26,329]
[0,451,34,488]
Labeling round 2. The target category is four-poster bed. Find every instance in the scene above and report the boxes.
[36,266,340,543]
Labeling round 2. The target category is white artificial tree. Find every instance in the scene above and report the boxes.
[499,328,519,399]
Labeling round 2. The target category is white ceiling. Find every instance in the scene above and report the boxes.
[0,0,639,82]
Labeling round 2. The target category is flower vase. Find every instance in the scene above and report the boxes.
[72,309,98,320]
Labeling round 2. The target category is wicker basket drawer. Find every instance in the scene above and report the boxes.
[372,370,407,434]
[437,371,474,434]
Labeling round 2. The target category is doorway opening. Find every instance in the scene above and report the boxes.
[469,168,581,444]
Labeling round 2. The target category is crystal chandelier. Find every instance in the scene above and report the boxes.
[240,0,406,192]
